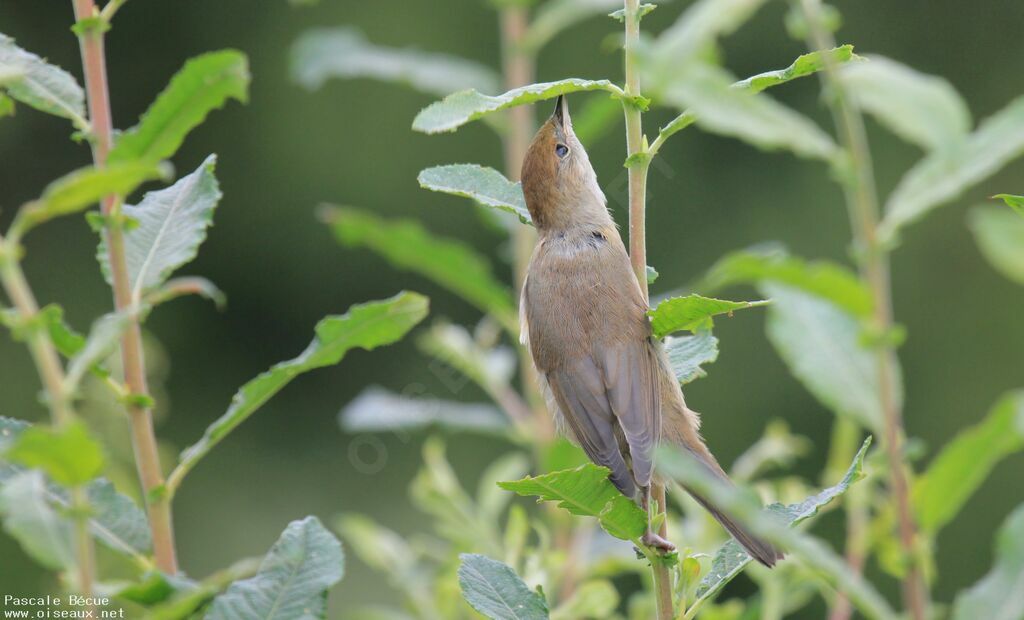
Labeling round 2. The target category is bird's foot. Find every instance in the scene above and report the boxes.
[641,530,676,553]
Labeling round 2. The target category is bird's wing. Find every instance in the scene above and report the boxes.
[598,339,662,489]
[547,356,637,498]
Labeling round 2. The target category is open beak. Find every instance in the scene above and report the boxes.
[551,94,570,129]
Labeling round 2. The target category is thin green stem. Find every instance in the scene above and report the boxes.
[71,0,178,574]
[798,1,927,618]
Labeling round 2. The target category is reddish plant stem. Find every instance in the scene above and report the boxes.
[71,0,178,574]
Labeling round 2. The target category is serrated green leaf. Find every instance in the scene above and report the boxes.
[665,330,718,384]
[16,162,169,233]
[950,503,1024,620]
[0,33,85,126]
[0,470,76,571]
[98,155,221,299]
[458,553,549,620]
[969,206,1024,285]
[648,294,768,338]
[840,55,970,151]
[914,391,1024,534]
[762,283,888,431]
[417,164,531,225]
[340,387,508,434]
[881,96,1024,241]
[205,516,344,620]
[735,46,860,94]
[322,206,515,330]
[173,292,428,487]
[693,438,872,603]
[701,246,872,318]
[662,63,836,160]
[109,50,249,164]
[498,464,647,542]
[291,28,498,96]
[412,78,614,134]
[522,0,621,52]
[993,193,1024,216]
[5,420,104,486]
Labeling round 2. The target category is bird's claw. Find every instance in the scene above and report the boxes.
[642,530,676,553]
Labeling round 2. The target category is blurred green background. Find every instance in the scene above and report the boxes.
[1,0,1022,616]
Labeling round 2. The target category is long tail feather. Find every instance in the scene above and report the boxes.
[685,487,783,567]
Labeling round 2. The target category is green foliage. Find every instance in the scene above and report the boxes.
[412,79,615,134]
[5,421,104,486]
[458,553,549,620]
[648,294,768,338]
[291,28,498,96]
[549,580,618,620]
[108,50,249,164]
[340,387,509,434]
[665,330,719,384]
[205,516,344,620]
[415,321,517,398]
[762,283,887,431]
[0,470,76,571]
[498,464,647,542]
[0,33,85,126]
[0,92,14,118]
[701,246,873,318]
[969,206,1024,285]
[881,96,1024,241]
[521,0,622,53]
[418,164,531,225]
[97,155,221,299]
[15,162,169,234]
[735,45,859,93]
[950,503,1024,620]
[694,437,872,605]
[913,391,1024,535]
[173,292,428,487]
[993,193,1024,216]
[64,311,129,389]
[647,0,769,76]
[323,206,515,330]
[840,55,970,151]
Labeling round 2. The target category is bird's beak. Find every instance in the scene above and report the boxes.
[551,94,570,130]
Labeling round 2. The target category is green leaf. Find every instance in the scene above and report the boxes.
[0,92,14,119]
[98,155,221,299]
[457,553,549,620]
[994,193,1024,216]
[417,164,531,225]
[0,33,85,126]
[334,514,416,577]
[412,78,614,134]
[498,464,647,542]
[645,265,659,285]
[662,63,836,160]
[0,470,76,571]
[521,0,621,53]
[5,420,104,486]
[735,46,860,94]
[415,321,517,394]
[648,294,768,338]
[38,304,87,358]
[914,391,1024,535]
[340,387,509,434]
[694,438,872,603]
[16,162,169,233]
[762,283,888,431]
[968,206,1024,285]
[665,330,719,384]
[322,206,515,330]
[146,276,227,310]
[108,50,249,164]
[173,292,428,486]
[65,312,129,389]
[550,580,618,620]
[701,246,873,318]
[205,516,344,620]
[568,89,622,145]
[950,503,1024,620]
[881,96,1024,241]
[730,420,811,482]
[840,55,970,151]
[291,28,498,96]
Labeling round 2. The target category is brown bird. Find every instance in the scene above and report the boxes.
[519,95,781,567]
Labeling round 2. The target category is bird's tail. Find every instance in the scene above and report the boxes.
[683,481,782,567]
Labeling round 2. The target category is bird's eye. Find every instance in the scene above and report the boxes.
[555,143,569,158]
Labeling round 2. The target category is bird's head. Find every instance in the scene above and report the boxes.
[521,95,606,230]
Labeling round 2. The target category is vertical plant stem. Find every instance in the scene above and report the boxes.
[499,5,552,440]
[799,1,927,618]
[0,235,96,602]
[621,1,672,619]
[71,0,179,574]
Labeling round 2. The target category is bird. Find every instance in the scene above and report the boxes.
[518,94,781,567]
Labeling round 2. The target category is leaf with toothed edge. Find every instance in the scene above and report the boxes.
[418,164,531,225]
